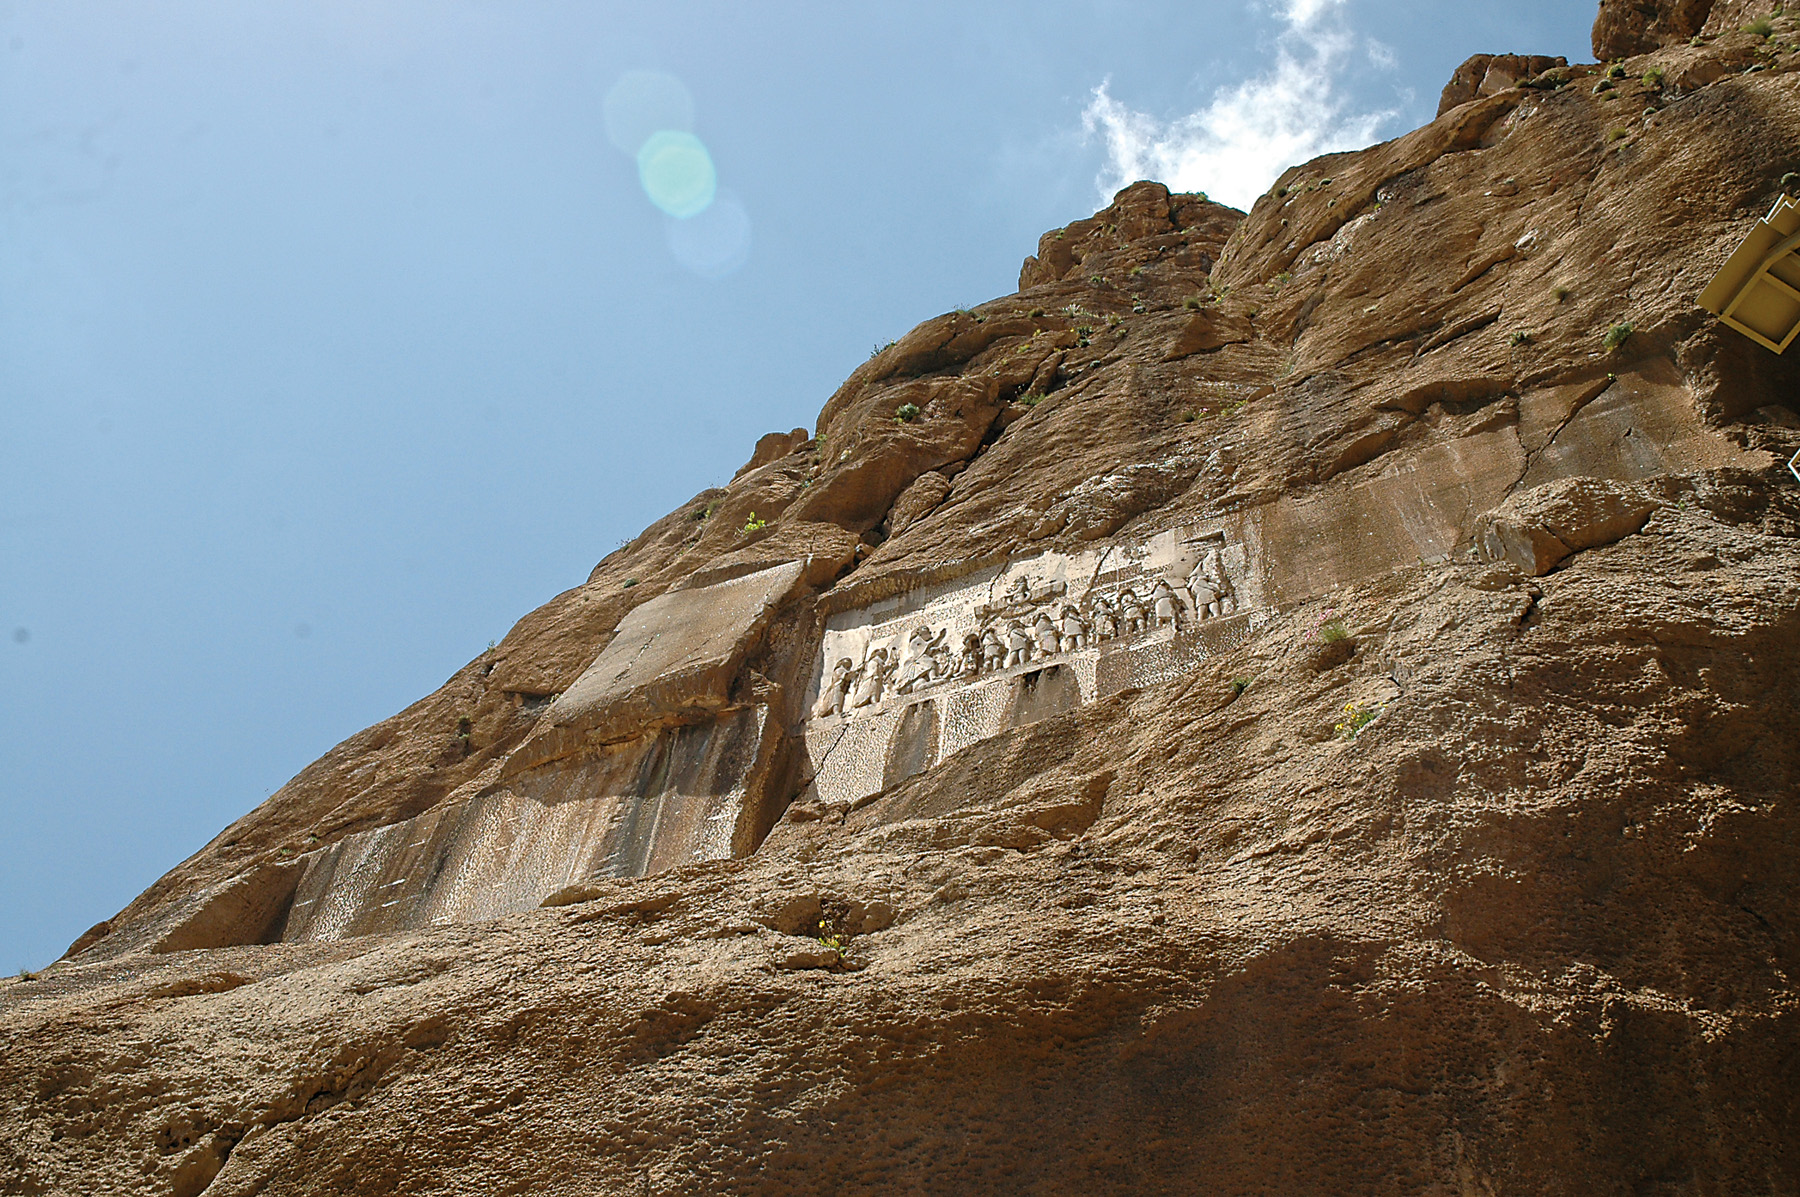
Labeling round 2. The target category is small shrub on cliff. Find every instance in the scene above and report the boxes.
[1231,677,1252,695]
[1608,126,1630,142]
[1335,701,1382,741]
[894,402,921,423]
[1019,392,1044,408]
[1183,295,1203,310]
[869,340,896,359]
[1606,62,1627,79]
[623,577,638,588]
[1320,620,1350,643]
[1509,329,1535,346]
[1604,321,1635,352]
[1643,66,1666,89]
[743,512,767,533]
[1745,17,1776,37]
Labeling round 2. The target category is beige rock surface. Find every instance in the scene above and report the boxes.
[8,4,1800,1192]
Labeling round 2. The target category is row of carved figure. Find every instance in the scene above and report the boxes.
[811,555,1237,720]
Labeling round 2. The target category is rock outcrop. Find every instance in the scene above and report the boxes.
[7,2,1800,1192]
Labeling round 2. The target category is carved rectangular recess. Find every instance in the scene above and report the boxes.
[277,707,767,942]
[800,525,1266,807]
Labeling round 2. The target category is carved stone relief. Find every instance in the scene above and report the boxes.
[801,525,1265,806]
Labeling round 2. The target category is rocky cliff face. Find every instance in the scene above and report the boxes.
[7,6,1800,1194]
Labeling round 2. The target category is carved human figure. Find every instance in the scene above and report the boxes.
[1091,595,1119,641]
[850,647,888,708]
[1121,588,1149,634]
[1005,574,1032,607]
[812,657,855,720]
[1186,547,1236,619]
[1004,621,1032,668]
[1058,605,1088,652]
[959,633,983,677]
[1033,611,1060,656]
[1151,579,1179,629]
[981,627,1006,672]
[896,624,945,693]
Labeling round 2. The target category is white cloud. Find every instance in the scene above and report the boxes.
[1081,0,1397,211]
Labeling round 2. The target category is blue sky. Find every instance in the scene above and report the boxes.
[0,1,1593,969]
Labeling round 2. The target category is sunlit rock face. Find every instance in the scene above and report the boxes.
[12,4,1800,1192]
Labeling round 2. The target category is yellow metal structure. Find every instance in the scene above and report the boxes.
[1699,194,1800,354]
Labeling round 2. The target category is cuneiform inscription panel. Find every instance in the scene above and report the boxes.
[801,525,1265,806]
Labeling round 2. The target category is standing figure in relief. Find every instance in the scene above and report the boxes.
[981,627,1006,672]
[896,624,945,694]
[1091,594,1118,641]
[1059,605,1088,652]
[1033,611,1060,656]
[1186,547,1236,619]
[812,657,855,720]
[1121,588,1149,634]
[1004,621,1032,668]
[959,633,983,677]
[1151,579,1179,629]
[850,647,889,708]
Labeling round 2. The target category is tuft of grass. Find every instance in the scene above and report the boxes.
[1607,62,1627,79]
[15,969,36,982]
[1509,329,1535,347]
[1643,66,1666,88]
[1603,321,1635,352]
[1320,620,1350,643]
[895,402,921,423]
[623,577,638,588]
[1608,126,1630,142]
[1231,677,1252,695]
[1745,17,1776,37]
[868,339,897,359]
[1029,307,1046,318]
[1181,410,1199,423]
[1183,295,1203,310]
[1019,392,1044,408]
[1553,285,1572,302]
[1089,274,1106,286]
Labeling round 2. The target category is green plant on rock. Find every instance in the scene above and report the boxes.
[895,402,922,423]
[1604,321,1635,352]
[623,577,639,587]
[1320,620,1350,643]
[869,340,897,359]
[1509,329,1535,346]
[1019,392,1044,408]
[1335,700,1382,741]
[1643,66,1666,88]
[1607,62,1627,79]
[1183,295,1204,310]
[1553,285,1571,302]
[1745,17,1776,37]
[1608,126,1630,142]
[743,512,768,533]
[1231,677,1252,695]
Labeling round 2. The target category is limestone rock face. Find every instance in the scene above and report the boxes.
[1594,0,1716,59]
[8,6,1800,1193]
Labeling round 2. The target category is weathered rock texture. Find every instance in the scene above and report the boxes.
[7,3,1800,1192]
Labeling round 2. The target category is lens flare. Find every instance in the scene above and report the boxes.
[602,70,694,157]
[666,188,751,279]
[636,130,716,219]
